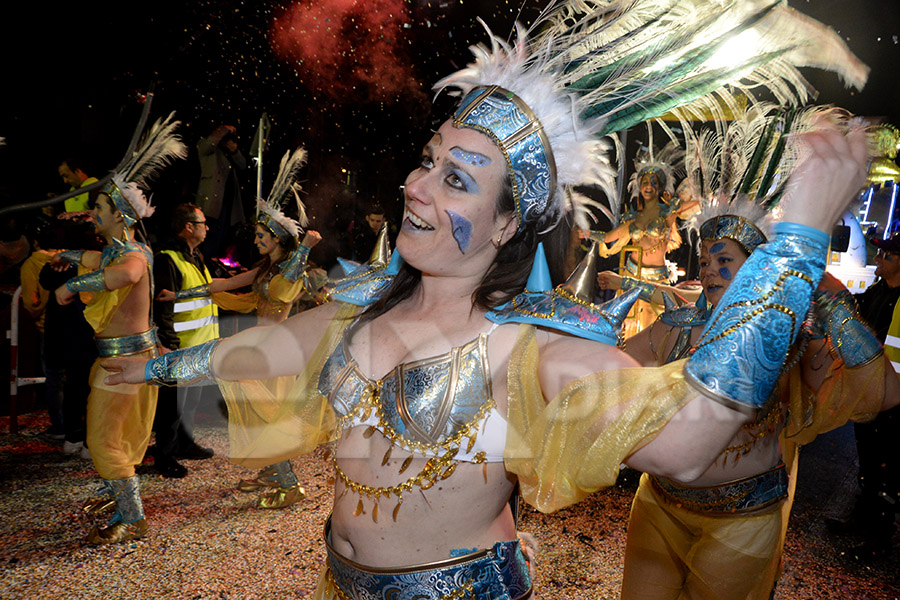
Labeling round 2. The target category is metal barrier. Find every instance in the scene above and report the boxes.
[7,286,46,433]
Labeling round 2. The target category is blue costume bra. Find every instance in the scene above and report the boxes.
[317,322,507,463]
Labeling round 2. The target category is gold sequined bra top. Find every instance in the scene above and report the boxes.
[317,324,507,464]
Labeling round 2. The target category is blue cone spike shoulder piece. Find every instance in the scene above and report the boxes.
[486,243,641,346]
[684,223,830,414]
[659,291,712,328]
[336,257,361,278]
[328,249,404,307]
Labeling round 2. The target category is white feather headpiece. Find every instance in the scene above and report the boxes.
[104,112,187,226]
[434,0,868,233]
[256,148,309,243]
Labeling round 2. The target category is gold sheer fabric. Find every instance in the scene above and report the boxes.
[783,356,884,447]
[217,303,360,469]
[504,324,693,513]
[212,274,310,322]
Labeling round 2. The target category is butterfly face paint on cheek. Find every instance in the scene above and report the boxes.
[446,210,473,254]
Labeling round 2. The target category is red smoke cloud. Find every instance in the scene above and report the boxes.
[270,0,427,104]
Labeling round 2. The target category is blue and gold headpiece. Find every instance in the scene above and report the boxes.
[699,215,768,255]
[256,212,294,244]
[453,86,556,230]
[103,180,144,228]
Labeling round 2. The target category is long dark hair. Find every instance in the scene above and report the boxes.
[359,180,571,323]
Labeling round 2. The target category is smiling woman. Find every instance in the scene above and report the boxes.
[100,1,874,597]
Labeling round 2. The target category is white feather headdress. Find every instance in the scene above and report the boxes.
[435,0,868,232]
[256,148,309,243]
[104,112,187,226]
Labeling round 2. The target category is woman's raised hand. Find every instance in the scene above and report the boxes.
[780,121,869,233]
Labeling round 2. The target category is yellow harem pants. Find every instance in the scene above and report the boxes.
[620,473,785,600]
[86,349,158,480]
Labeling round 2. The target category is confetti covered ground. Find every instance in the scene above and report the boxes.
[1,410,898,600]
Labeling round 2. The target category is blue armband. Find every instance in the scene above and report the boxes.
[144,339,220,386]
[620,276,658,302]
[175,283,211,301]
[65,269,107,293]
[814,288,883,368]
[57,250,85,265]
[279,245,311,283]
[684,229,827,413]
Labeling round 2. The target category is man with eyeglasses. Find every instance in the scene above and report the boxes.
[829,232,900,559]
[151,203,218,478]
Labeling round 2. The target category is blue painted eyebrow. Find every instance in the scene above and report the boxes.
[450,146,491,167]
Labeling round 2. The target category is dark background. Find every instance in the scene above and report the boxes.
[1,0,898,260]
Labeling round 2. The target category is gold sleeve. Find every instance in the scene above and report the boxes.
[211,290,260,314]
[504,324,692,513]
[783,357,885,447]
[267,273,307,304]
[216,303,361,469]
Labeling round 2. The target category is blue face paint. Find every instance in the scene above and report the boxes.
[710,242,726,254]
[450,147,491,167]
[446,210,472,254]
[719,267,733,281]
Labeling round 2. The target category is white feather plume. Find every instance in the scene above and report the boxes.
[433,0,868,233]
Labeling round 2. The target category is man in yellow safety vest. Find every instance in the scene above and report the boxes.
[151,203,218,478]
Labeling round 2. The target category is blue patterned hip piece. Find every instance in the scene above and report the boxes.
[95,329,159,358]
[324,518,532,600]
[684,224,828,413]
[650,463,788,515]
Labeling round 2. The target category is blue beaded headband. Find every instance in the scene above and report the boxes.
[453,86,556,231]
[699,215,768,255]
[103,183,141,228]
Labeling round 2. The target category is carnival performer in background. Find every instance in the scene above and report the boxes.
[593,136,698,335]
[157,148,323,509]
[618,107,899,600]
[104,0,869,595]
[51,114,187,544]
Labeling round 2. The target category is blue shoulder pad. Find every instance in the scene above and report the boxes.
[328,251,403,307]
[486,287,641,346]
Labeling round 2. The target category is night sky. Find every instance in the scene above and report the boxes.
[1,0,898,253]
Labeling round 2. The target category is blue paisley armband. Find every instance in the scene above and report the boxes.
[279,245,311,283]
[813,288,882,368]
[684,223,828,413]
[144,339,220,386]
[65,269,107,293]
[175,283,211,300]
